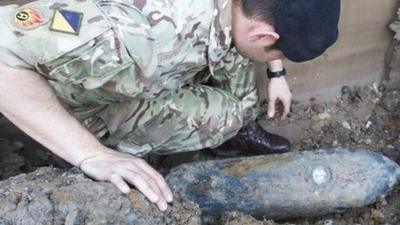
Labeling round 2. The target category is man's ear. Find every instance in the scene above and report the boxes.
[248,27,280,42]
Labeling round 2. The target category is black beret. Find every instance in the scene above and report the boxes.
[275,0,341,62]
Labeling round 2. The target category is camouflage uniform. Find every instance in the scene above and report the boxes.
[0,0,260,156]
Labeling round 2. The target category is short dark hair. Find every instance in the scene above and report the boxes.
[237,0,277,24]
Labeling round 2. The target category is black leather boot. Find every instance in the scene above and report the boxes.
[211,122,291,156]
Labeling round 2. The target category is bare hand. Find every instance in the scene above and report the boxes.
[79,148,173,211]
[0,63,171,211]
[267,77,292,120]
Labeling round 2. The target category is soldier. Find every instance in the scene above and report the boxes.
[0,0,340,211]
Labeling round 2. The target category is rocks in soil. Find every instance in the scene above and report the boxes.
[381,90,400,112]
[0,84,399,225]
[217,211,285,225]
[0,167,201,225]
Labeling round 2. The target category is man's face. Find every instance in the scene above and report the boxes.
[231,5,284,62]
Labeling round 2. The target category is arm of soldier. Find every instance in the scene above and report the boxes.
[0,62,173,211]
[266,59,292,120]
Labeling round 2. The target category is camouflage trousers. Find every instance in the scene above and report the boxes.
[82,78,260,157]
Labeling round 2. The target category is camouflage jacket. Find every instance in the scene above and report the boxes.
[3,0,254,119]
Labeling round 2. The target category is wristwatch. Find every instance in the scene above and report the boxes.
[267,68,287,79]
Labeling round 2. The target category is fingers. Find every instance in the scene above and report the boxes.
[135,169,169,211]
[110,174,130,194]
[268,97,291,120]
[120,170,160,204]
[267,76,292,120]
[280,97,291,120]
[133,158,174,202]
[267,96,276,118]
[156,198,168,212]
[121,166,170,211]
[79,150,172,212]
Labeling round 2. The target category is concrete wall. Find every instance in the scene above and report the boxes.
[1,0,399,102]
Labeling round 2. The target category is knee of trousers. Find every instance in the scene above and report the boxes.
[100,86,250,155]
[172,85,247,143]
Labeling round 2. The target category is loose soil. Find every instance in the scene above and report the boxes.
[0,83,399,225]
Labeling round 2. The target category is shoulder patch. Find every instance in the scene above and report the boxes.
[50,9,83,35]
[13,8,48,30]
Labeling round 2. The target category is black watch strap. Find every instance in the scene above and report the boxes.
[267,68,287,79]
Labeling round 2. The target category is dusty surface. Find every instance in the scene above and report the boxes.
[219,212,284,225]
[0,84,399,225]
[0,167,201,225]
[225,85,400,225]
[161,84,400,225]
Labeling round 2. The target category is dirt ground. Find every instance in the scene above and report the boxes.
[0,82,399,225]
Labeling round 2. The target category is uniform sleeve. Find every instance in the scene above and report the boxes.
[210,48,260,123]
[0,5,34,70]
[210,48,259,106]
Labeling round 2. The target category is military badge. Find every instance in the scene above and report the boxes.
[50,9,83,35]
[13,8,47,30]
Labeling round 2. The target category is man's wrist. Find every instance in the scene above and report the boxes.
[74,143,109,167]
[267,59,283,72]
[267,68,287,79]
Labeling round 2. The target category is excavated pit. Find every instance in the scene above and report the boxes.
[0,85,399,225]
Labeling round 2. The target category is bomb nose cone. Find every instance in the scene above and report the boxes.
[312,166,332,187]
[166,148,400,220]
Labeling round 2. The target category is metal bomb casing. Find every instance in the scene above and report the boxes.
[166,148,400,220]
